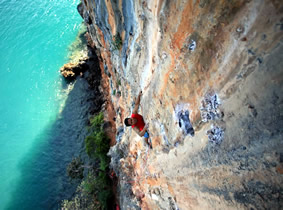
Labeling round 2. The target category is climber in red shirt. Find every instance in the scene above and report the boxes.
[124,91,152,148]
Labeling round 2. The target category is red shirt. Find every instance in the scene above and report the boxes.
[131,113,145,131]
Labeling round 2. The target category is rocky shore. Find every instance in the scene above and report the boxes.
[59,21,120,209]
[59,24,105,112]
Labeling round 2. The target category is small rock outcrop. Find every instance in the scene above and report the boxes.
[60,57,89,80]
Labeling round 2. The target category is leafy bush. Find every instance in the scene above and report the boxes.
[93,172,112,210]
[85,128,110,160]
[85,112,110,159]
[99,154,110,171]
[61,173,101,210]
[83,170,97,194]
[81,170,112,210]
[85,135,96,159]
[63,112,113,209]
[89,112,104,130]
[85,112,113,209]
[67,157,84,179]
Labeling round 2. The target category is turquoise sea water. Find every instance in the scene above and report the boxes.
[0,0,89,209]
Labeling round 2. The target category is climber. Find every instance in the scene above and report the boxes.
[124,91,152,149]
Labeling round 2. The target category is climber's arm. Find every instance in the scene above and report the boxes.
[133,125,148,137]
[133,91,142,114]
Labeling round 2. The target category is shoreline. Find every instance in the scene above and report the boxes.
[60,14,118,209]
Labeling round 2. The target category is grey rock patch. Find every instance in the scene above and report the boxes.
[200,92,221,122]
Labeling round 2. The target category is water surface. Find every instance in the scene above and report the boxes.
[0,0,92,209]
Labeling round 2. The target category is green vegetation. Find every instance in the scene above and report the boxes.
[62,172,101,210]
[63,112,113,210]
[83,171,112,209]
[89,112,104,130]
[85,112,110,166]
[67,157,84,179]
[117,79,121,86]
[84,112,112,209]
[112,33,122,50]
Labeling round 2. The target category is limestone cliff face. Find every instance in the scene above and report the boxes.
[79,0,283,209]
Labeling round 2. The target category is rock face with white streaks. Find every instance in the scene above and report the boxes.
[80,0,283,209]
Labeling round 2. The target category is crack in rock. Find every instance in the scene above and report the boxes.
[177,110,195,136]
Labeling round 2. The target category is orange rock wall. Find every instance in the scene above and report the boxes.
[81,0,283,209]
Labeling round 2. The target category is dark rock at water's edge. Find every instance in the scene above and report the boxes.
[84,47,105,114]
[77,2,84,19]
[77,2,92,25]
